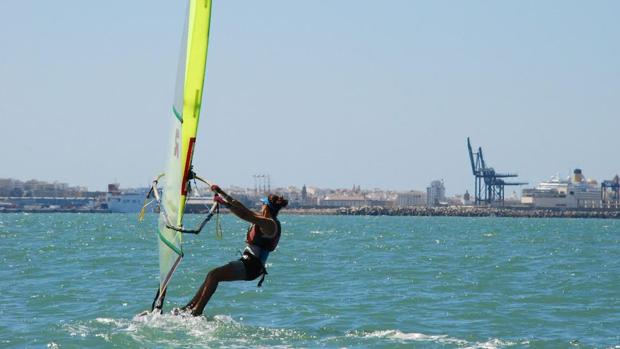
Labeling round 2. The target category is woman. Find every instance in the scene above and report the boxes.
[182,184,288,316]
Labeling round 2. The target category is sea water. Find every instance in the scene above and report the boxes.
[0,214,618,348]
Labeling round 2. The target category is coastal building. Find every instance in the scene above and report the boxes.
[426,180,446,207]
[463,190,472,205]
[0,178,87,197]
[447,195,464,206]
[395,191,426,207]
[504,190,522,206]
[0,196,99,211]
[318,194,368,207]
[272,186,301,206]
[0,178,105,211]
[0,178,24,197]
[521,169,602,208]
[301,185,308,204]
[369,199,394,207]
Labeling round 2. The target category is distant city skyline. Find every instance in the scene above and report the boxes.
[0,175,438,194]
[1,1,619,195]
[0,172,609,201]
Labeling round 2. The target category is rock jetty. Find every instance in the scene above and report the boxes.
[287,206,620,219]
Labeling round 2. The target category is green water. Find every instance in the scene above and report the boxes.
[1,214,619,348]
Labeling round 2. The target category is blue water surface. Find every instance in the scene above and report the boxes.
[0,214,619,348]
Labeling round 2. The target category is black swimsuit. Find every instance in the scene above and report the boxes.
[239,250,265,281]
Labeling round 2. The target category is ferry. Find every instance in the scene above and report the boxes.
[106,183,151,213]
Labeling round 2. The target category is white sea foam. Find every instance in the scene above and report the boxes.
[95,317,125,326]
[69,313,304,349]
[213,314,237,324]
[128,311,242,338]
[63,323,91,337]
[355,329,521,348]
[94,333,110,342]
[125,313,301,348]
[463,337,518,349]
[359,329,467,346]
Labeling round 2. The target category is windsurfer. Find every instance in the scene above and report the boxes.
[181,184,288,316]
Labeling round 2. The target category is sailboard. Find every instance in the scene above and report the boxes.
[140,0,216,313]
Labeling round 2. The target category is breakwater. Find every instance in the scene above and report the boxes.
[287,206,620,219]
[2,206,620,219]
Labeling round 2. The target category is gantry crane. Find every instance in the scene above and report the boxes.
[467,137,527,206]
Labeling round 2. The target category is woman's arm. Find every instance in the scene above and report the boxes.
[213,186,276,236]
[227,199,277,236]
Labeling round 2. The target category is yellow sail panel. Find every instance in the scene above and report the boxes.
[157,0,213,299]
[179,0,213,219]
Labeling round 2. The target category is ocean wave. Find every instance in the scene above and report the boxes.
[351,329,523,348]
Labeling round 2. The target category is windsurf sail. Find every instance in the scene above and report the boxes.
[151,0,214,311]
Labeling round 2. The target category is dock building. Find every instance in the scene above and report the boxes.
[426,180,446,207]
[318,194,368,208]
[395,191,426,207]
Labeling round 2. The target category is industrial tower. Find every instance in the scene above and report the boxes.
[252,174,271,195]
[467,137,527,206]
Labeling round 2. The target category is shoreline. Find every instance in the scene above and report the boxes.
[2,206,620,219]
[324,206,620,219]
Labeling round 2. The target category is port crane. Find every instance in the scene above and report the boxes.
[601,175,620,208]
[467,137,527,206]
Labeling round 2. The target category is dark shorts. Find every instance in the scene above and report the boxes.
[240,251,265,281]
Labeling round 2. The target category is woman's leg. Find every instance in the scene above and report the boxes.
[186,261,246,316]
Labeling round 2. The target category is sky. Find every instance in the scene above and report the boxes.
[1,1,619,195]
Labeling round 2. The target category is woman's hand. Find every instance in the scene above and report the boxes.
[210,184,223,194]
[211,184,233,202]
[213,194,228,206]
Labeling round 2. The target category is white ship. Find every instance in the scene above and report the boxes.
[106,183,215,213]
[521,169,601,208]
[106,183,152,213]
